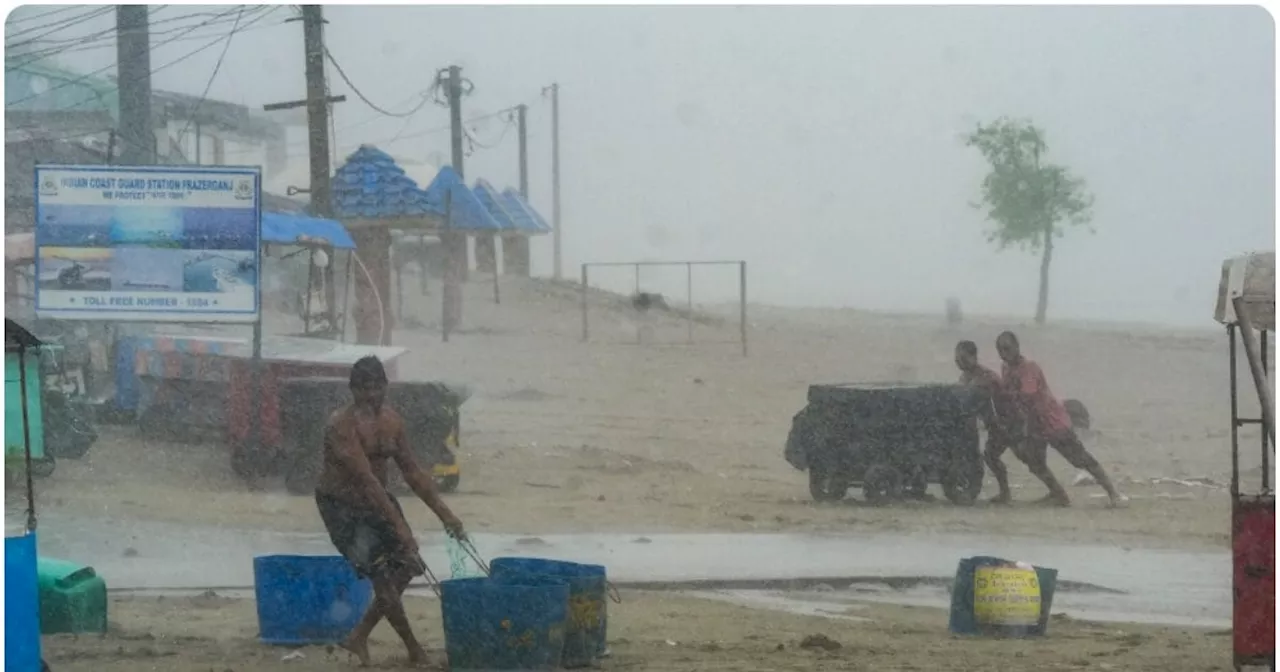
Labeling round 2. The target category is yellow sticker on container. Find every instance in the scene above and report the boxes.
[973,565,1041,627]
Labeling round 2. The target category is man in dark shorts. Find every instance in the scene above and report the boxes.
[995,331,1124,508]
[954,340,1021,504]
[315,355,466,667]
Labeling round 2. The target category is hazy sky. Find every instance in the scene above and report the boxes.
[9,4,1276,326]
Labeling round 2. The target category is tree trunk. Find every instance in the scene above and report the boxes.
[1035,222,1054,324]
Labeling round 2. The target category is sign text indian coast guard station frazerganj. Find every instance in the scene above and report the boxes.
[33,164,262,323]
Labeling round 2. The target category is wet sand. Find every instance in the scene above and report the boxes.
[32,277,1263,550]
[44,591,1231,672]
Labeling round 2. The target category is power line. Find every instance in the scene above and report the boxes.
[4,6,88,27]
[6,6,283,71]
[5,5,268,109]
[4,6,113,43]
[174,6,247,151]
[323,47,433,118]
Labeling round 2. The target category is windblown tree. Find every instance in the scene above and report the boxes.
[965,118,1095,325]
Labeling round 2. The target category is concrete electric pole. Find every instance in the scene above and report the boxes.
[116,5,153,164]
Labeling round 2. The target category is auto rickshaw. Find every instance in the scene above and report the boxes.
[1213,251,1275,671]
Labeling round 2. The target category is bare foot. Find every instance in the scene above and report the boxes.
[988,493,1012,505]
[1106,494,1130,509]
[407,644,430,667]
[340,636,371,667]
[1034,493,1071,508]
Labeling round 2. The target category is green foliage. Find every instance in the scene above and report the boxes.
[964,117,1095,252]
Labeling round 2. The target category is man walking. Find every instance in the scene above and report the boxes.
[315,355,466,666]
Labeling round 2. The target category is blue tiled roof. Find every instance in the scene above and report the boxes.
[500,188,552,234]
[421,166,504,232]
[473,179,531,234]
[330,145,436,219]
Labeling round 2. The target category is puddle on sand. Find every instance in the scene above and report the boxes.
[690,590,873,623]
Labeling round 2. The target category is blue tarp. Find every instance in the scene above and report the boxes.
[262,211,356,249]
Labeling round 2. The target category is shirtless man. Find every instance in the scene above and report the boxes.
[995,331,1123,507]
[954,340,1020,504]
[315,355,466,667]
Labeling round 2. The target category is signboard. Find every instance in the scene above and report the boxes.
[33,165,261,323]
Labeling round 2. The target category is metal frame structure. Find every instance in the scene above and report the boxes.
[579,260,748,356]
[1215,251,1275,672]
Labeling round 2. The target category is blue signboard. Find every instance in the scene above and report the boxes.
[33,165,261,323]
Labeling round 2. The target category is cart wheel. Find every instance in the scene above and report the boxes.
[31,456,56,479]
[941,461,985,506]
[808,466,849,502]
[904,471,930,501]
[284,449,321,496]
[436,472,460,493]
[863,464,903,506]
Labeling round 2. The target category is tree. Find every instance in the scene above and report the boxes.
[964,117,1094,325]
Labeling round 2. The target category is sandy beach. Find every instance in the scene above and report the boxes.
[44,591,1232,672]
[21,275,1268,671]
[31,276,1266,550]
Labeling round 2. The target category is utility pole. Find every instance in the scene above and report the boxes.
[442,65,467,333]
[263,6,349,337]
[549,83,562,280]
[301,5,331,219]
[116,6,153,164]
[504,103,531,277]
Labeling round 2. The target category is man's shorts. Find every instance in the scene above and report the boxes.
[315,489,418,580]
[1019,429,1096,470]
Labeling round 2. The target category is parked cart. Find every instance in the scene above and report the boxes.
[785,382,985,505]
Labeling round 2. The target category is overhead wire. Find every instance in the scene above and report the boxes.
[5,5,272,110]
[173,6,247,152]
[323,47,434,118]
[6,5,284,71]
[4,5,89,27]
[4,6,114,43]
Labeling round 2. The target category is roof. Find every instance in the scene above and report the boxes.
[331,145,437,219]
[263,211,356,249]
[473,179,530,233]
[500,188,552,234]
[1215,251,1274,331]
[420,166,503,232]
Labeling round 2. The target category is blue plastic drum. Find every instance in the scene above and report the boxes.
[253,555,373,645]
[489,557,609,668]
[5,531,42,672]
[440,577,570,671]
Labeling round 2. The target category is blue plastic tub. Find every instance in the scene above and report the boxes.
[6,531,43,672]
[253,555,373,645]
[490,557,608,668]
[440,577,570,671]
[949,555,1058,637]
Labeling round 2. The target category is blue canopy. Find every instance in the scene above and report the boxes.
[421,166,504,232]
[330,145,436,219]
[262,211,356,249]
[499,188,552,234]
[473,179,533,234]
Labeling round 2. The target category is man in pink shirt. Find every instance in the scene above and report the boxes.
[996,331,1123,507]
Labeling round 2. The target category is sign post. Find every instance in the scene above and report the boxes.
[33,164,263,452]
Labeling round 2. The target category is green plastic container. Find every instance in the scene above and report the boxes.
[36,558,108,634]
[5,350,44,461]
